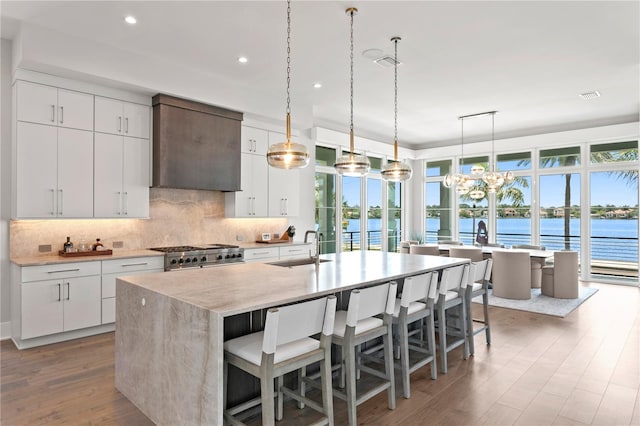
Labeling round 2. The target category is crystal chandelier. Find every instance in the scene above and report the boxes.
[266,0,310,169]
[381,37,412,182]
[334,7,370,177]
[482,111,513,192]
[443,115,476,195]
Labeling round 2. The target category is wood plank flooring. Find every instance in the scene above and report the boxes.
[1,281,638,425]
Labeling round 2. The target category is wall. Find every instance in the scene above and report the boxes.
[10,188,295,258]
[1,39,13,331]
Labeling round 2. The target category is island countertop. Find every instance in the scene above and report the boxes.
[115,251,469,425]
[118,251,469,317]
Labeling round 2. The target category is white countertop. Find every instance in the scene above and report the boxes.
[117,251,469,317]
[11,249,164,266]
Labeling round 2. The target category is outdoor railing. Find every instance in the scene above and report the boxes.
[342,230,400,252]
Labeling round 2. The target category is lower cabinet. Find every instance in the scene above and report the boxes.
[20,262,102,340]
[100,256,164,324]
[243,244,311,263]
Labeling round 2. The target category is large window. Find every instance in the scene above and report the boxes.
[457,156,489,245]
[387,181,402,252]
[315,146,337,254]
[495,152,532,246]
[425,159,454,243]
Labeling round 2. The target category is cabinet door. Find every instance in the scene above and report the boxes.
[15,122,58,218]
[21,280,64,339]
[95,96,124,135]
[63,275,102,332]
[241,126,268,155]
[16,81,58,125]
[57,128,94,217]
[268,166,300,217]
[122,137,150,217]
[57,89,94,131]
[249,154,269,217]
[123,102,150,139]
[94,133,124,217]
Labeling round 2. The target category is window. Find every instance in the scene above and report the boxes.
[387,181,402,252]
[367,177,382,250]
[315,172,337,254]
[424,160,454,243]
[495,176,532,247]
[539,173,581,251]
[540,147,580,168]
[590,141,638,164]
[497,152,531,171]
[316,146,336,167]
[342,176,361,251]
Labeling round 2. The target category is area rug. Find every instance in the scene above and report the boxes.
[472,287,598,318]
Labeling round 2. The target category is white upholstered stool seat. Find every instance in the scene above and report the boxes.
[224,333,320,366]
[333,313,383,337]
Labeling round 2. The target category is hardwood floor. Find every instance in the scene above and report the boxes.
[1,281,638,425]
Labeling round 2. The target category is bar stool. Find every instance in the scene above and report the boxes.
[393,272,439,398]
[435,263,470,373]
[223,296,337,426]
[331,282,397,426]
[465,259,493,356]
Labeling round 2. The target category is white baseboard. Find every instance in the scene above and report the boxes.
[1,321,12,340]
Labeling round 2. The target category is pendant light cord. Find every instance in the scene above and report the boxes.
[284,0,292,144]
[460,117,465,173]
[349,8,355,157]
[491,111,495,172]
[393,38,398,160]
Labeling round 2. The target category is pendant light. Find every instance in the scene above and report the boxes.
[381,37,412,182]
[443,115,473,195]
[266,0,310,169]
[334,7,370,176]
[482,111,514,192]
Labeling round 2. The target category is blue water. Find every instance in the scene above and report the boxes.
[341,218,638,262]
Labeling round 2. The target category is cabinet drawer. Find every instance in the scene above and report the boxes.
[244,247,279,262]
[102,256,164,274]
[279,245,311,259]
[102,268,163,298]
[22,261,101,282]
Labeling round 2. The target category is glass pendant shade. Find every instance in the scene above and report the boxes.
[267,0,309,170]
[469,188,486,199]
[381,160,413,181]
[266,113,310,169]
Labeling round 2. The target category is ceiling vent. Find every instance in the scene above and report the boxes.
[579,91,601,100]
[374,55,401,67]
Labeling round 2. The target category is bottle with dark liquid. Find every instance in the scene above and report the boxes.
[63,236,74,253]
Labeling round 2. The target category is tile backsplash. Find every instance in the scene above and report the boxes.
[10,188,289,258]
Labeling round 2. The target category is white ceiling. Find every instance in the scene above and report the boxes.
[2,1,639,149]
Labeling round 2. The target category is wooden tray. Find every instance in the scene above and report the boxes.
[59,249,113,257]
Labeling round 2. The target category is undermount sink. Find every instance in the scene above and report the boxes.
[268,258,332,267]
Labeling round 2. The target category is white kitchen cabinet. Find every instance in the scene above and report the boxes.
[95,96,150,139]
[15,122,94,218]
[101,256,164,324]
[16,80,94,131]
[241,125,268,155]
[243,247,280,263]
[279,244,311,259]
[225,152,268,217]
[20,261,101,340]
[267,131,300,217]
[94,133,150,218]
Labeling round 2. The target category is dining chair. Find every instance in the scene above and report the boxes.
[465,259,493,356]
[223,296,337,426]
[511,244,546,288]
[492,250,531,300]
[410,244,440,256]
[440,240,463,246]
[435,263,470,373]
[541,251,579,298]
[449,246,484,262]
[511,244,546,250]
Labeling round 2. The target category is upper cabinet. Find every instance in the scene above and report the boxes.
[16,80,94,131]
[241,125,268,156]
[12,77,151,219]
[95,96,150,139]
[267,131,300,217]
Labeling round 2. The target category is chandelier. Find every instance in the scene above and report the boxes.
[482,111,513,192]
[334,7,371,176]
[381,37,412,182]
[266,0,310,169]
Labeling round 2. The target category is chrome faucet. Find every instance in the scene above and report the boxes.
[304,230,320,265]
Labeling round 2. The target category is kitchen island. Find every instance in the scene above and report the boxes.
[115,251,469,425]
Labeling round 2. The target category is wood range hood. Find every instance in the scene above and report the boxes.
[152,94,243,192]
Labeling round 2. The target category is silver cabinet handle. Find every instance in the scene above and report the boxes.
[58,189,63,216]
[284,197,288,216]
[47,268,80,274]
[118,116,122,133]
[50,188,56,216]
[57,283,61,302]
[247,197,252,216]
[253,197,256,215]
[66,282,70,300]
[122,262,148,267]
[117,191,122,215]
[59,106,64,124]
[125,117,129,134]
[123,191,129,215]
[51,105,55,122]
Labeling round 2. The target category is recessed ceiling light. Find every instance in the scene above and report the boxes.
[362,48,383,59]
[579,90,601,100]
[124,15,137,25]
[313,82,322,89]
[238,56,248,64]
